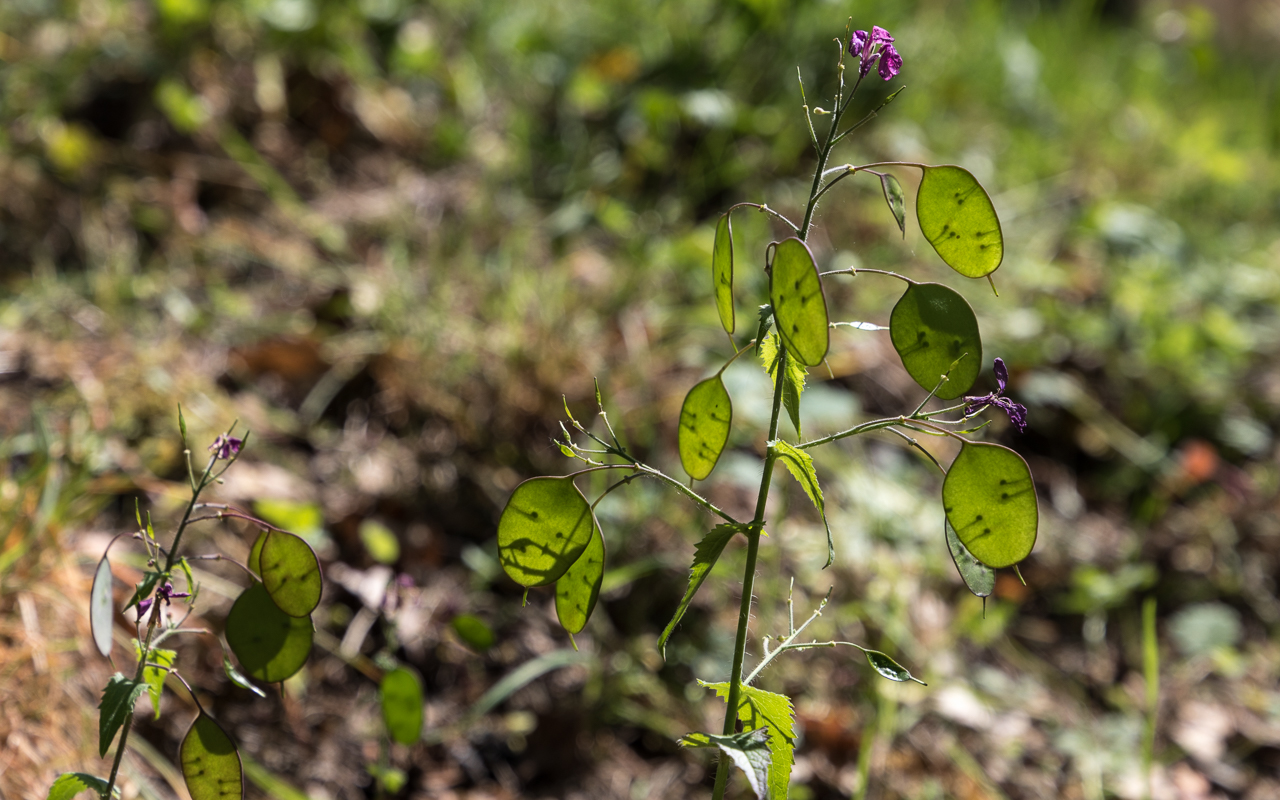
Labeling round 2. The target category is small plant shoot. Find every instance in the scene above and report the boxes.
[495,20,1040,799]
[55,420,325,800]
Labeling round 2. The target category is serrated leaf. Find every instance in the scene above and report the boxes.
[943,443,1038,569]
[98,673,147,757]
[259,530,323,617]
[380,667,425,745]
[222,656,266,698]
[702,681,796,798]
[863,649,927,685]
[771,441,835,568]
[889,282,982,400]
[769,237,829,367]
[678,376,733,481]
[123,571,164,613]
[713,212,735,334]
[180,714,243,800]
[555,525,605,635]
[225,582,314,683]
[916,165,1003,279]
[879,172,906,237]
[47,773,115,800]
[680,728,771,799]
[759,333,808,438]
[90,555,114,657]
[657,524,741,658]
[945,517,995,598]
[497,476,598,588]
[135,644,176,719]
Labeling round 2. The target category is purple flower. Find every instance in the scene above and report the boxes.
[848,25,901,81]
[135,582,191,622]
[964,358,1029,433]
[209,434,243,460]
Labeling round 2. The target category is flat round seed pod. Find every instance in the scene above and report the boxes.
[916,165,1003,279]
[713,212,735,334]
[180,714,243,800]
[889,282,981,399]
[497,477,598,587]
[90,555,114,657]
[259,531,322,617]
[225,582,314,683]
[678,375,732,481]
[942,443,1037,569]
[555,526,606,635]
[769,237,829,367]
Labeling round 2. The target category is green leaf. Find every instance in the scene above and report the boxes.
[759,332,808,438]
[769,237,829,367]
[359,520,400,565]
[98,673,147,757]
[943,443,1038,569]
[702,681,796,799]
[222,656,267,698]
[680,729,771,800]
[863,650,927,685]
[180,714,244,800]
[225,582,314,683]
[555,525,606,635]
[135,644,176,719]
[916,165,1003,279]
[889,282,982,400]
[90,555,114,657]
[259,530,323,617]
[47,773,115,800]
[380,667,425,745]
[451,614,496,651]
[945,517,994,598]
[678,376,733,481]
[712,211,735,334]
[178,405,188,444]
[123,571,164,613]
[771,441,835,568]
[497,476,599,588]
[879,172,906,237]
[657,524,740,658]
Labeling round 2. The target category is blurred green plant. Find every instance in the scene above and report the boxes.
[496,21,1042,798]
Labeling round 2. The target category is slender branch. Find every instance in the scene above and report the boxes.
[744,588,833,685]
[727,202,800,233]
[820,267,914,283]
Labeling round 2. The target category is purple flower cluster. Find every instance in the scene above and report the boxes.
[964,358,1029,433]
[849,26,902,81]
[136,581,191,622]
[209,434,243,460]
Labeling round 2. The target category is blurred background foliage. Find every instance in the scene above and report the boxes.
[2,0,1280,797]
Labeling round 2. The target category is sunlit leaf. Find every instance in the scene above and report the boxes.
[945,517,994,598]
[225,582,314,683]
[451,614,496,651]
[380,667,425,745]
[943,443,1038,569]
[702,681,796,798]
[359,520,400,565]
[222,657,266,698]
[248,530,266,576]
[769,237,829,367]
[760,332,808,438]
[713,212,735,334]
[180,714,243,800]
[678,376,732,481]
[863,649,927,685]
[916,165,1003,278]
[657,524,741,658]
[123,571,163,613]
[879,172,906,237]
[98,673,146,757]
[680,729,771,800]
[555,526,605,635]
[889,282,981,399]
[497,477,598,587]
[46,773,115,800]
[771,440,835,568]
[135,643,176,719]
[259,531,323,617]
[90,556,114,657]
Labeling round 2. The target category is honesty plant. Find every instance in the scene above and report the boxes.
[502,20,1038,799]
[53,413,326,800]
